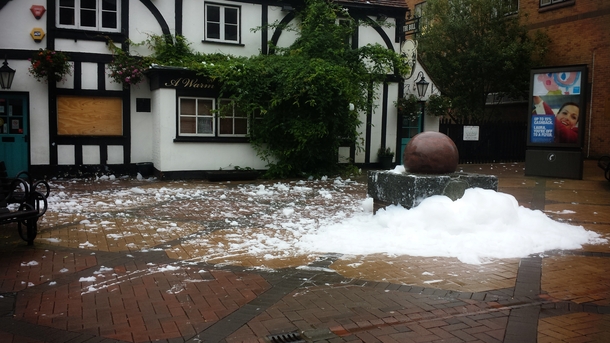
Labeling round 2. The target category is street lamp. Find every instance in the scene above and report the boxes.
[0,57,16,89]
[415,71,429,98]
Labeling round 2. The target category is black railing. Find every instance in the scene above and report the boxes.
[439,119,527,164]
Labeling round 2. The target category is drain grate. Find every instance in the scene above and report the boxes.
[266,331,306,343]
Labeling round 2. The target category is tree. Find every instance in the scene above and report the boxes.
[418,0,549,120]
[220,0,409,177]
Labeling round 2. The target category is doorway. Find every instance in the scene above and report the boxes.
[0,93,29,177]
[399,112,423,163]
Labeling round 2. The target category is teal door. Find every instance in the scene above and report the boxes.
[0,93,28,177]
[400,113,422,164]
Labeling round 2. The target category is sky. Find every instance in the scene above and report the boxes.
[40,166,607,267]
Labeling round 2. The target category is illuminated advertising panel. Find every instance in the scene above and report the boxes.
[527,66,587,148]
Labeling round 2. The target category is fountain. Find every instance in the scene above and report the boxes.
[367,132,498,213]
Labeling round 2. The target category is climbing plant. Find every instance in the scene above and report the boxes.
[223,0,409,177]
[107,0,409,178]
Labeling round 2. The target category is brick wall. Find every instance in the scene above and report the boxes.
[403,0,610,157]
[521,0,610,157]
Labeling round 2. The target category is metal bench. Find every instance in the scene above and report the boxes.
[598,156,610,182]
[0,162,49,245]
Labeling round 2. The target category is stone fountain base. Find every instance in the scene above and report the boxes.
[367,170,498,213]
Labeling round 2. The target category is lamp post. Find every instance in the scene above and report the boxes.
[0,57,16,89]
[415,71,429,99]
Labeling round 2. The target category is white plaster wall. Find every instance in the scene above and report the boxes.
[82,146,100,164]
[385,82,399,154]
[181,1,263,57]
[271,8,300,51]
[107,145,124,164]
[0,0,48,50]
[105,63,125,91]
[151,88,175,171]
[149,87,267,171]
[128,1,168,57]
[423,114,440,132]
[369,83,385,163]
[358,17,398,50]
[164,143,266,171]
[55,61,75,90]
[130,84,154,164]
[16,59,51,166]
[338,146,351,164]
[81,62,98,90]
[406,64,441,132]
[55,39,112,55]
[57,145,75,165]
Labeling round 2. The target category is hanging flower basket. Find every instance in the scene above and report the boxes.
[28,49,72,83]
[107,43,150,88]
[396,94,421,122]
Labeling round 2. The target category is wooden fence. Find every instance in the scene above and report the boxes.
[439,119,527,164]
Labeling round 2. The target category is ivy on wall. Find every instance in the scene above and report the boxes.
[107,0,410,178]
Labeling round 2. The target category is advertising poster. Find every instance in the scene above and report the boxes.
[528,66,587,148]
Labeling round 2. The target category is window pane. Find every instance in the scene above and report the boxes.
[102,12,118,29]
[180,117,196,134]
[180,98,196,115]
[102,0,117,11]
[225,24,238,41]
[81,9,97,27]
[218,99,232,115]
[81,0,97,10]
[60,0,75,7]
[197,99,213,115]
[59,8,75,25]
[197,117,213,134]
[207,6,220,22]
[225,8,238,24]
[235,118,248,134]
[207,23,220,39]
[219,118,233,134]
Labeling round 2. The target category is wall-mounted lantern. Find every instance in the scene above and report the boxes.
[0,58,16,89]
[30,5,46,20]
[415,71,429,99]
[30,28,45,42]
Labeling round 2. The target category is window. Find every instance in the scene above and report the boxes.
[57,0,120,32]
[218,99,248,136]
[414,2,428,36]
[204,3,240,43]
[57,96,123,136]
[540,0,570,7]
[179,97,248,137]
[179,98,214,136]
[505,0,519,14]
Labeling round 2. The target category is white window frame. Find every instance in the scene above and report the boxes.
[540,0,569,7]
[56,0,121,32]
[178,97,248,137]
[204,3,240,43]
[179,97,215,137]
[217,99,248,137]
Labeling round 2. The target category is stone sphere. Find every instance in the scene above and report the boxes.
[403,131,459,174]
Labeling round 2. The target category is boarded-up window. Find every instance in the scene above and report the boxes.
[57,96,123,136]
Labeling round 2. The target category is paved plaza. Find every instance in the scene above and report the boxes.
[1,160,609,343]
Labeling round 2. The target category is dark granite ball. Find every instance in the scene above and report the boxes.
[403,131,459,174]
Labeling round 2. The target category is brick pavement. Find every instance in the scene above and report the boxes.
[0,160,609,342]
